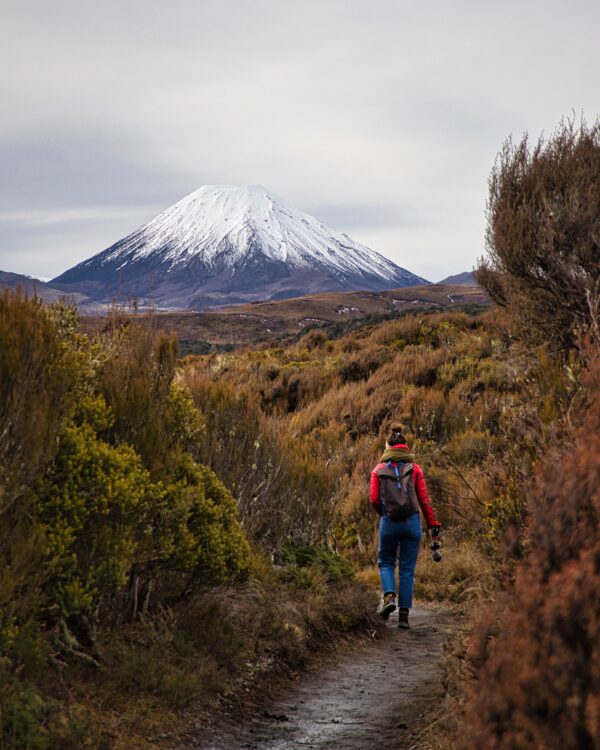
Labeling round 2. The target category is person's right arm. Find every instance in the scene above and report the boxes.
[370,467,383,515]
[413,464,440,530]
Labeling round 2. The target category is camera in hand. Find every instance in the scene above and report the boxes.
[429,540,442,562]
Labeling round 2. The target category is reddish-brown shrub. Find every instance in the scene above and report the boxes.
[477,118,600,350]
[463,353,600,748]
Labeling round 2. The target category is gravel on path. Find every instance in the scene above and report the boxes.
[179,605,451,750]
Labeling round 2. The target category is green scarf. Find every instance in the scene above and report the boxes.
[380,447,415,463]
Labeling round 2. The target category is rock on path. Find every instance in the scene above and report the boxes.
[181,605,450,750]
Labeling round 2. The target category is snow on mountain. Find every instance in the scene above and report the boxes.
[52,185,428,309]
[98,185,404,281]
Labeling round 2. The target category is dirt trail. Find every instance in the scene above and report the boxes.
[180,605,451,750]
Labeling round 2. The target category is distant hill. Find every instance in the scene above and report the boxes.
[80,282,490,348]
[0,270,87,304]
[437,271,477,286]
[51,185,428,310]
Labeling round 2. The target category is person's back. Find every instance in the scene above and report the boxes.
[370,424,440,628]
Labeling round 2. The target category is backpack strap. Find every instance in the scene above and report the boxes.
[387,461,407,493]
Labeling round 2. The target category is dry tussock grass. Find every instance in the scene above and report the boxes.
[415,535,495,604]
[181,309,528,570]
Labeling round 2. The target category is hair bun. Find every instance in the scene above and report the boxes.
[386,423,407,445]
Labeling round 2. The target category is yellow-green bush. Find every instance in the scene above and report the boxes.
[38,416,152,614]
[35,388,250,623]
[159,454,251,584]
[0,296,253,747]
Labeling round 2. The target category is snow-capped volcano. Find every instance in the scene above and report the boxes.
[52,185,428,309]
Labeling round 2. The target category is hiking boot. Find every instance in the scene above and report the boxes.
[377,593,397,620]
[398,608,410,629]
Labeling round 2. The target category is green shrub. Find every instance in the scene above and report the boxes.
[0,675,102,750]
[158,454,251,585]
[282,543,355,583]
[37,414,153,615]
[482,471,527,545]
[0,297,254,745]
[36,403,250,621]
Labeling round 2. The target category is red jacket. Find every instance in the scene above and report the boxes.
[370,444,439,528]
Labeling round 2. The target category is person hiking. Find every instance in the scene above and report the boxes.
[370,424,441,628]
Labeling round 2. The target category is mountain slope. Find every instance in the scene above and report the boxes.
[52,185,428,309]
[79,283,490,347]
[438,271,476,285]
[0,270,87,304]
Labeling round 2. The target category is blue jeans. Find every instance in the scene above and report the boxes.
[377,512,422,609]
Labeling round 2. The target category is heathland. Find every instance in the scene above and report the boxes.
[1,118,599,749]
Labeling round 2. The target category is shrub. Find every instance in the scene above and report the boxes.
[463,350,600,749]
[0,676,101,750]
[281,542,355,583]
[98,323,179,476]
[481,468,527,547]
[182,370,333,549]
[37,408,153,616]
[415,536,494,603]
[0,292,77,515]
[401,386,470,441]
[477,117,600,350]
[0,300,255,745]
[37,397,250,624]
[445,429,492,466]
[103,604,233,708]
[300,329,328,350]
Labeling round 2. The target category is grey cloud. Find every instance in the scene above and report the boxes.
[1,0,599,282]
[0,130,196,276]
[0,132,191,210]
[309,204,420,231]
[1,208,166,279]
[0,207,154,227]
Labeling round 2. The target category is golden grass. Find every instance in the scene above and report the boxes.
[356,535,494,607]
[415,535,495,604]
[79,284,489,346]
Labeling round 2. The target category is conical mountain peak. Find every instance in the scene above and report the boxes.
[52,185,428,309]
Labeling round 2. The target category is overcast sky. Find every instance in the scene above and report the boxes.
[1,0,599,282]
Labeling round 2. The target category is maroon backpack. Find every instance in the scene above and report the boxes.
[376,462,419,520]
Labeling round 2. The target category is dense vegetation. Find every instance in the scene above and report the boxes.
[464,343,600,749]
[0,295,374,748]
[182,309,532,563]
[455,119,600,749]
[1,289,522,747]
[1,286,582,747]
[1,117,598,749]
[477,118,600,351]
[0,295,253,746]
